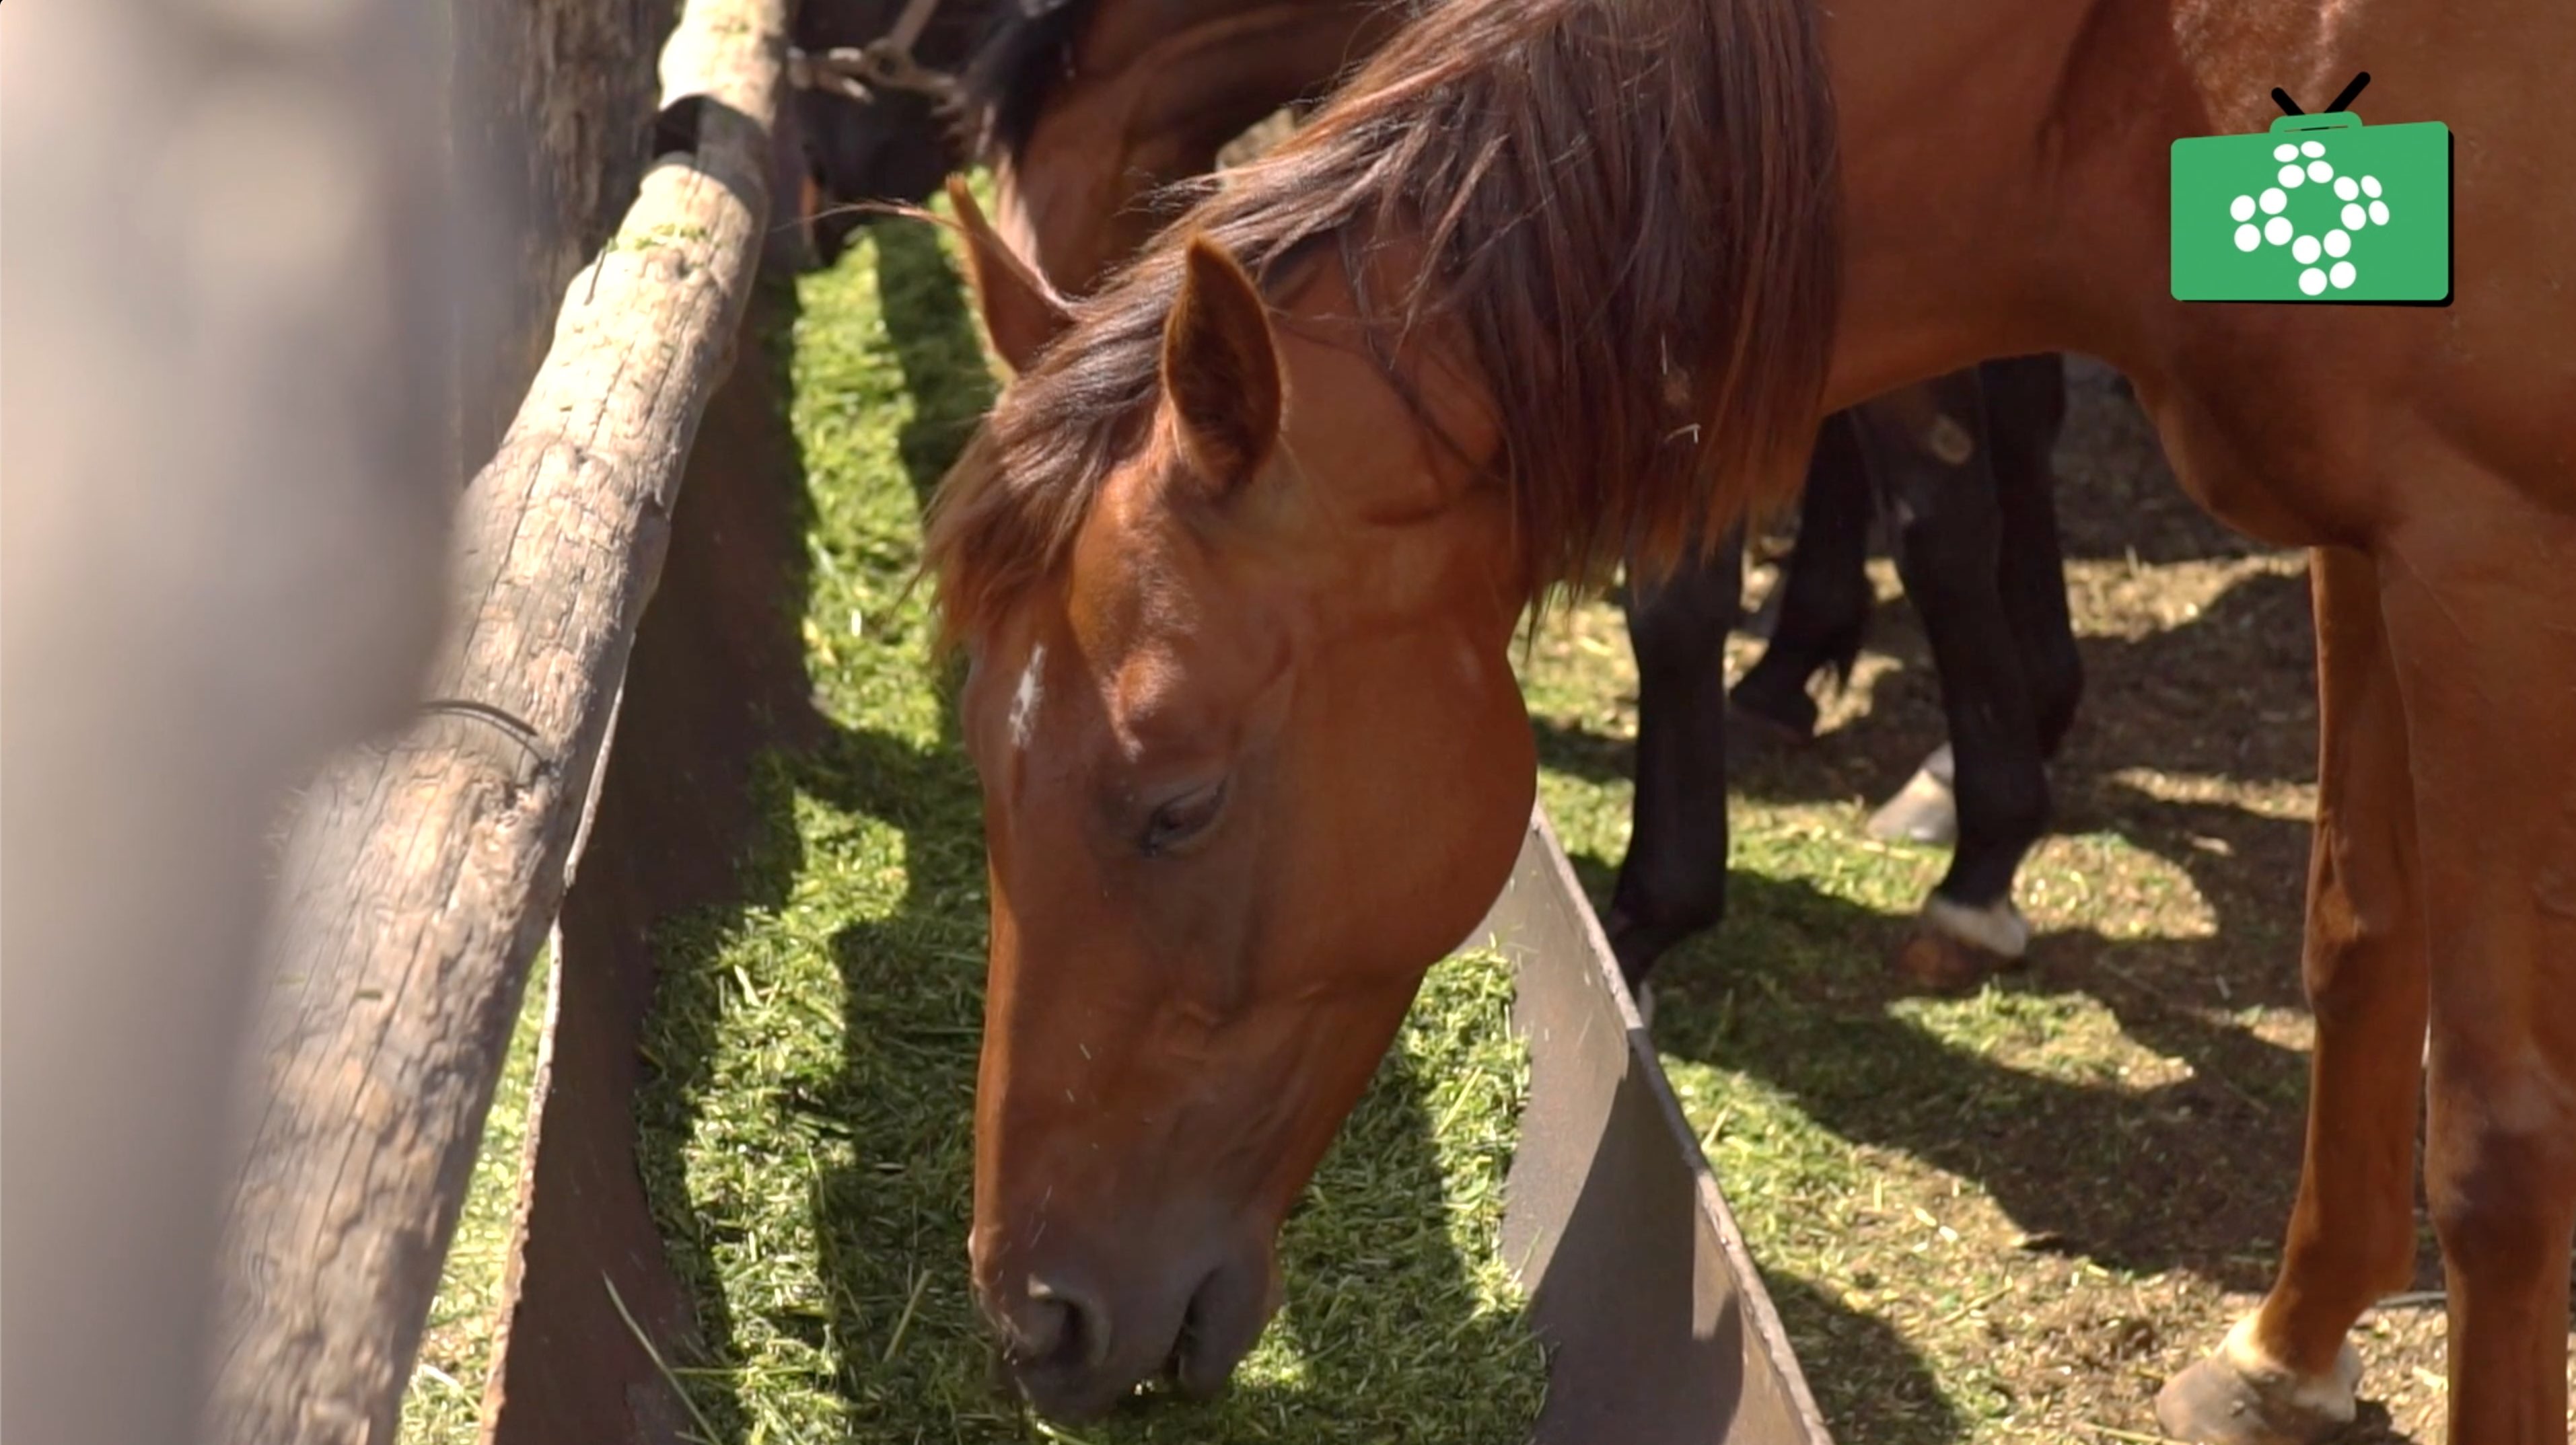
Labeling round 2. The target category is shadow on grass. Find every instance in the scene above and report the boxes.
[1499,369,2427,1436]
[873,215,997,505]
[1563,852,2312,1300]
[621,256,840,1445]
[1760,1273,1970,1445]
[627,200,1001,1445]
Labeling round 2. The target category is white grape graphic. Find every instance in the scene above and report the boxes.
[2228,136,2386,296]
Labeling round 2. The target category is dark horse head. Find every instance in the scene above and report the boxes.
[788,0,1015,262]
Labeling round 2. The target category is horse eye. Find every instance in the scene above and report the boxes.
[1141,781,1228,856]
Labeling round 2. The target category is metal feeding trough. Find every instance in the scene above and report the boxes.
[1480,809,1832,1445]
[470,280,1826,1445]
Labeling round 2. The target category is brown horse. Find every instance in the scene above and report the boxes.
[923,0,2576,1434]
[956,0,1397,293]
[952,0,2094,992]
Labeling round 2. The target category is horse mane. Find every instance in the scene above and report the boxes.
[957,0,1100,163]
[924,0,1843,653]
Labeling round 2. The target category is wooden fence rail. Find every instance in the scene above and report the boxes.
[204,1,789,1439]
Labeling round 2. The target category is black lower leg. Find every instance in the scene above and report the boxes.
[1982,353,2085,757]
[1864,373,2052,916]
[1607,531,1746,986]
[1731,412,1875,737]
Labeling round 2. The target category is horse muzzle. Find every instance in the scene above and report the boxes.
[976,1223,1279,1421]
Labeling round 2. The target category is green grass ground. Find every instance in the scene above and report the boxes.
[402,190,2571,1444]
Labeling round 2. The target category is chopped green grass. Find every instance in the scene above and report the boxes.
[624,190,1544,1444]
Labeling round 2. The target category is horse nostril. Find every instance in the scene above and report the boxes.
[1017,1277,1113,1372]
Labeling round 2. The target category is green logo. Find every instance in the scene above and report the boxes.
[2170,73,2451,303]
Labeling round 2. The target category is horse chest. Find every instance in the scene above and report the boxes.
[2119,326,2419,551]
[2159,394,2390,549]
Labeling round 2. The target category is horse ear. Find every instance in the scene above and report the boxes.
[946,176,1072,373]
[1159,235,1283,490]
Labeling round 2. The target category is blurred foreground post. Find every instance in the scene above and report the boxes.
[1,3,462,1445]
[197,0,789,1440]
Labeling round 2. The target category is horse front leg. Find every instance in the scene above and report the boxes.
[2157,545,2425,1443]
[2373,506,2576,1440]
[1982,353,2082,757]
[1861,353,2078,848]
[1607,530,1746,1004]
[991,71,1220,297]
[1854,368,2053,991]
[1729,410,1875,742]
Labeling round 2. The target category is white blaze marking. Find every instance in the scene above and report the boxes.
[1009,644,1046,749]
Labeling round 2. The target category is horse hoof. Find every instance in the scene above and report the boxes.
[1892,929,1996,993]
[1920,895,2030,961]
[2154,1321,2361,1444]
[1727,657,1823,743]
[1893,897,2026,993]
[1865,749,1958,845]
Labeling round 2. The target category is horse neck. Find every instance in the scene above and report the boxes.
[1806,0,2115,401]
[1812,0,2446,404]
[1006,0,1394,291]
[1074,0,1379,92]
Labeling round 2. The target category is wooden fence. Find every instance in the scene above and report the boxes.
[1,0,791,1439]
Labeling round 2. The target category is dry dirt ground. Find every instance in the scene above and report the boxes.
[1514,355,2576,1442]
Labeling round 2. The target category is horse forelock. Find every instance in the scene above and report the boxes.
[922,0,1843,654]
